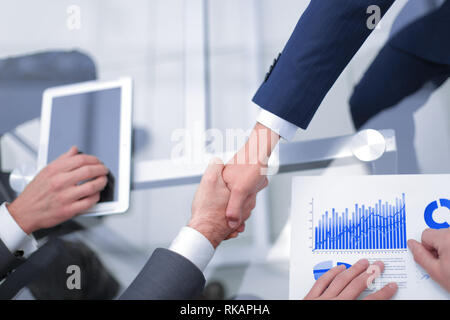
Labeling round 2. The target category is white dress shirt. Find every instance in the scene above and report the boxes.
[257,109,300,141]
[169,226,215,272]
[0,203,37,257]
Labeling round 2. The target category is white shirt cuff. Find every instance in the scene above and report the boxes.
[257,109,299,141]
[169,226,215,272]
[0,203,38,257]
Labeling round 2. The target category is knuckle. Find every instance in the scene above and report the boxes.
[55,193,67,205]
[204,172,218,184]
[333,273,347,284]
[233,186,248,196]
[422,228,434,240]
[81,165,94,178]
[81,154,93,164]
[93,156,101,163]
[100,176,108,186]
[49,177,63,191]
[222,168,231,183]
[87,165,96,177]
[87,182,97,195]
[60,205,74,218]
[75,155,86,168]
[93,193,100,203]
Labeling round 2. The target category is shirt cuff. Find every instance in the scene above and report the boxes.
[257,109,300,141]
[169,226,215,272]
[0,203,38,257]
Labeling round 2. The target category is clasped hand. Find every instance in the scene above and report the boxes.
[189,158,257,248]
[189,123,276,245]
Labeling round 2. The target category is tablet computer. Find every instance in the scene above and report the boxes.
[38,77,132,216]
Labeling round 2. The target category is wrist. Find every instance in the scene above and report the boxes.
[7,201,34,235]
[246,122,280,165]
[188,219,224,249]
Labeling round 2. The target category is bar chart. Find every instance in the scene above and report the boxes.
[313,193,407,251]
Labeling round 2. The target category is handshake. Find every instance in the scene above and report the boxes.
[190,122,279,247]
[189,156,265,249]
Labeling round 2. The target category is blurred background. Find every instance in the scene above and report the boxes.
[0,0,449,299]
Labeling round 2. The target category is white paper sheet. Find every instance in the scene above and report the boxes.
[290,174,450,300]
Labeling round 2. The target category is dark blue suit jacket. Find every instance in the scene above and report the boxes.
[390,0,450,65]
[253,0,449,130]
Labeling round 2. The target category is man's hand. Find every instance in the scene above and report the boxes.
[222,122,279,228]
[7,146,108,234]
[189,158,256,248]
[408,228,450,292]
[304,259,398,300]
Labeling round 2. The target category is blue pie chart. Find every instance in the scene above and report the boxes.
[424,199,450,229]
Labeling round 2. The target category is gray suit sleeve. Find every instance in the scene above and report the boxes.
[0,239,24,280]
[120,248,206,300]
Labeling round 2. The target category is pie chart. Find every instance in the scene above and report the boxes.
[424,199,450,229]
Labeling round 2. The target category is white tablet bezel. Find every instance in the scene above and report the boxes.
[38,77,133,216]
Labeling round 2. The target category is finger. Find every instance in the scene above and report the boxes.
[67,192,101,217]
[225,231,239,240]
[67,175,108,201]
[363,282,398,300]
[421,228,442,251]
[236,196,256,234]
[304,265,346,299]
[236,223,246,233]
[408,239,440,279]
[201,158,225,185]
[242,194,257,219]
[226,190,248,229]
[337,261,384,300]
[206,157,225,174]
[321,259,370,298]
[54,154,102,172]
[256,177,269,192]
[63,164,109,186]
[59,146,78,159]
[421,239,439,259]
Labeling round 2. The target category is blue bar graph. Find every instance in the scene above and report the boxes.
[314,194,407,251]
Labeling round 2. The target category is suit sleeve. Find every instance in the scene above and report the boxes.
[0,239,24,281]
[119,248,206,300]
[253,0,395,129]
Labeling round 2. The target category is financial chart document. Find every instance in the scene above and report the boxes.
[290,175,450,300]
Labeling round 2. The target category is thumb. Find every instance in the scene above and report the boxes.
[408,239,440,279]
[202,157,225,184]
[226,190,247,229]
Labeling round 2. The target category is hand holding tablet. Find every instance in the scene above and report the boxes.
[38,78,133,216]
[7,146,109,233]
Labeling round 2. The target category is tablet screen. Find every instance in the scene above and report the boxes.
[47,87,121,202]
